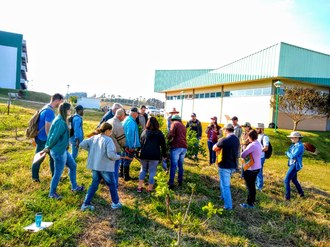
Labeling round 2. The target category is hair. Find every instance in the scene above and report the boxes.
[112,103,123,111]
[248,129,258,141]
[115,108,125,117]
[58,102,71,122]
[212,118,221,131]
[51,93,64,102]
[146,116,160,131]
[97,122,112,134]
[140,105,146,109]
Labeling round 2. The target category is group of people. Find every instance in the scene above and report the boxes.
[210,116,305,210]
[31,95,305,211]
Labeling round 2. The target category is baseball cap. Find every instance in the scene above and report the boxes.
[211,116,217,120]
[241,122,251,127]
[191,113,196,117]
[130,107,138,113]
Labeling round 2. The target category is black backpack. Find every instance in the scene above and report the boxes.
[261,135,272,159]
[68,115,78,137]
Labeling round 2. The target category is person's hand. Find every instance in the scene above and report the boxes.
[75,139,80,148]
[42,148,50,154]
[128,148,135,153]
[121,156,132,160]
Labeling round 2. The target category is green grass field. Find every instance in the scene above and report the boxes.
[0,101,329,247]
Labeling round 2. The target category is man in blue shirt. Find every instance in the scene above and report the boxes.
[70,105,84,160]
[122,107,141,181]
[32,93,64,182]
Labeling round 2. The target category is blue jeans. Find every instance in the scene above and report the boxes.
[256,157,266,190]
[114,153,121,189]
[49,150,77,195]
[122,150,134,168]
[70,139,79,160]
[32,137,54,180]
[207,141,217,164]
[139,160,159,184]
[284,165,304,200]
[83,170,119,205]
[169,148,187,185]
[219,168,235,209]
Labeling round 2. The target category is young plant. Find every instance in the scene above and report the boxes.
[155,171,174,219]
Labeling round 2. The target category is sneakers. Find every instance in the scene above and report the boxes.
[48,192,62,200]
[137,187,142,193]
[72,185,85,192]
[81,204,95,211]
[240,203,255,209]
[32,178,40,183]
[111,202,123,209]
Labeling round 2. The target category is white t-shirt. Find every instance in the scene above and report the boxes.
[258,134,269,159]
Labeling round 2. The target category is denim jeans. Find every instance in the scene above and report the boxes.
[243,169,260,206]
[284,165,304,200]
[122,150,134,168]
[256,157,266,190]
[207,141,217,164]
[70,139,79,160]
[83,170,119,205]
[219,168,235,209]
[114,153,121,189]
[49,150,77,195]
[139,159,159,185]
[32,137,54,180]
[169,148,187,185]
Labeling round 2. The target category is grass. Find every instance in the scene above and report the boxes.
[0,101,329,247]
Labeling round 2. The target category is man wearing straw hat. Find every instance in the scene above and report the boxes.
[167,107,179,131]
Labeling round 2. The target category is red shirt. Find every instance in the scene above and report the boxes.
[168,121,187,148]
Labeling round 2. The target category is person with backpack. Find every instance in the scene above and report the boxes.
[43,102,84,199]
[255,123,270,191]
[69,105,84,160]
[30,93,64,182]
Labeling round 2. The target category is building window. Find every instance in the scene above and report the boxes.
[216,92,221,97]
[195,94,199,99]
[200,93,205,98]
[205,93,210,98]
[210,92,216,98]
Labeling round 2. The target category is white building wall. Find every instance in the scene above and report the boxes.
[222,96,272,127]
[0,45,17,89]
[77,97,100,109]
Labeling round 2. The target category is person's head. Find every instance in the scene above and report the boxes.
[287,131,303,144]
[223,123,234,134]
[231,116,238,126]
[97,122,112,137]
[140,105,147,114]
[115,108,126,121]
[242,122,252,132]
[50,93,64,108]
[112,103,123,113]
[75,105,84,116]
[210,116,218,125]
[58,102,71,122]
[169,107,179,115]
[130,107,139,119]
[171,114,181,122]
[146,116,160,131]
[256,123,265,134]
[191,113,197,121]
[247,129,258,142]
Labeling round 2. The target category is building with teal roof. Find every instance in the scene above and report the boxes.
[154,42,330,131]
[0,30,28,90]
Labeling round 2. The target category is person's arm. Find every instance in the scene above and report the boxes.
[44,109,55,136]
[106,139,122,160]
[262,135,269,152]
[286,143,304,159]
[241,143,253,158]
[212,138,223,152]
[45,121,66,150]
[124,121,135,149]
[159,132,167,158]
[185,121,189,129]
[79,138,91,151]
[45,122,52,136]
[197,121,202,138]
[114,124,126,148]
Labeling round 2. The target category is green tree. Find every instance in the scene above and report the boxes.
[69,96,77,105]
[271,87,329,130]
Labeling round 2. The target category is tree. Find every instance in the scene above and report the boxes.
[270,87,329,130]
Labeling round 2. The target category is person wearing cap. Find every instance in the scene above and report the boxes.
[69,105,84,160]
[167,107,179,131]
[255,123,269,191]
[168,114,187,189]
[122,107,141,181]
[186,113,202,158]
[212,123,240,210]
[206,116,222,165]
[284,131,305,201]
[97,103,123,128]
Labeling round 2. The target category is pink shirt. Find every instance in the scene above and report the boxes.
[241,140,262,170]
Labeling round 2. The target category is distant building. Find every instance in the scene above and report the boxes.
[154,42,330,131]
[77,97,100,109]
[0,30,28,90]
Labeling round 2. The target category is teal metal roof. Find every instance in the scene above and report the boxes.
[154,42,330,92]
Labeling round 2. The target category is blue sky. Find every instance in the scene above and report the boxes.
[1,0,330,100]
